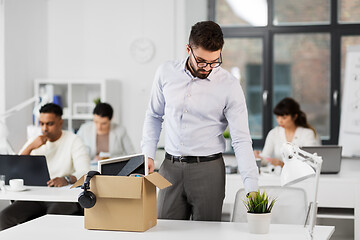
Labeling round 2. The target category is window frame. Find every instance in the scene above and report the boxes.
[209,0,360,148]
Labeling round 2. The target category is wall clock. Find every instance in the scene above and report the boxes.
[130,38,155,63]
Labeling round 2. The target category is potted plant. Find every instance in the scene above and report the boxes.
[223,129,232,152]
[243,191,276,234]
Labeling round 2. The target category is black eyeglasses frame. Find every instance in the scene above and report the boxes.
[189,45,222,69]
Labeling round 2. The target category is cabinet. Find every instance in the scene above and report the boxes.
[34,79,120,132]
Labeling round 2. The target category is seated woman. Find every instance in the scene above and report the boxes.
[254,97,321,167]
[77,102,135,160]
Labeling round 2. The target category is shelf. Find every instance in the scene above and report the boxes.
[317,207,354,220]
[72,114,93,120]
[35,79,120,132]
[62,115,93,120]
[317,214,354,220]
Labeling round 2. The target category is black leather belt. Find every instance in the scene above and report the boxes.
[165,152,222,163]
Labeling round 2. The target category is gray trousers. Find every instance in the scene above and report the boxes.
[0,201,83,230]
[157,156,225,221]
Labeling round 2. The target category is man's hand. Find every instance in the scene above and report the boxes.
[253,150,261,159]
[47,177,68,187]
[30,135,48,149]
[248,191,258,199]
[266,157,284,167]
[148,158,155,173]
[21,135,48,155]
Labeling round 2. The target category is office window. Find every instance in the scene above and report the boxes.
[273,64,291,110]
[215,0,267,26]
[210,0,360,146]
[273,33,331,137]
[222,38,263,138]
[341,36,360,95]
[338,0,360,23]
[273,0,330,25]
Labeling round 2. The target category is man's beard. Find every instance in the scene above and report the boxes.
[42,132,52,140]
[187,59,212,79]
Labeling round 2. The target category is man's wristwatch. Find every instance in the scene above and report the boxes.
[64,176,72,184]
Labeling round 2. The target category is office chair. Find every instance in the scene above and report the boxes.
[232,186,308,224]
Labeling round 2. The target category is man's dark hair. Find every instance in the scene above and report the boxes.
[189,21,224,51]
[93,102,113,120]
[39,103,63,117]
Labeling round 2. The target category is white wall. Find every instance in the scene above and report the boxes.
[46,0,181,151]
[0,1,5,115]
[3,0,48,151]
[2,0,208,152]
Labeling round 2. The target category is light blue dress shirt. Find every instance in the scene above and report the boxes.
[141,59,259,193]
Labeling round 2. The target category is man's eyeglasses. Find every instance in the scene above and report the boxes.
[189,46,222,68]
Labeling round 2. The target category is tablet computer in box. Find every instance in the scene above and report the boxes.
[97,153,148,176]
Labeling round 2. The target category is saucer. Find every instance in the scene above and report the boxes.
[6,186,27,192]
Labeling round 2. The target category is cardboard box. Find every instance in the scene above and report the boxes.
[73,172,171,232]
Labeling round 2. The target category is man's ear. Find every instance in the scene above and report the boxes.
[186,44,191,55]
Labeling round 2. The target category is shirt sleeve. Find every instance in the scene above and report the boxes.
[300,128,321,146]
[224,79,259,194]
[70,135,91,180]
[77,124,85,139]
[141,64,166,160]
[18,137,36,155]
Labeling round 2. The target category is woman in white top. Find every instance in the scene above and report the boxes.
[254,97,321,167]
[77,102,134,160]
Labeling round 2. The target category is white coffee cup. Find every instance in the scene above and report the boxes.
[9,179,24,190]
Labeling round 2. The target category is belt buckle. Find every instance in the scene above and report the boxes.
[179,156,185,163]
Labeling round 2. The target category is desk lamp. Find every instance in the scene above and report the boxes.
[281,142,323,239]
[0,96,48,153]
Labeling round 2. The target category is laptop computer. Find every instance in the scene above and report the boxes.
[98,153,148,176]
[301,146,342,174]
[0,155,51,186]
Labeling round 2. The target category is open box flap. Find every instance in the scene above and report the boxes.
[144,172,172,189]
[71,175,85,188]
[72,175,142,199]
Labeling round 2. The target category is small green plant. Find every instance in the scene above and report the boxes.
[93,97,101,105]
[243,191,276,214]
[223,129,230,139]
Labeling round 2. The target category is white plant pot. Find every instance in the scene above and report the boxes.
[247,212,271,234]
[225,138,232,152]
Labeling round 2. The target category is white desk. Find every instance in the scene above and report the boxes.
[0,215,334,240]
[224,157,360,240]
[0,186,81,202]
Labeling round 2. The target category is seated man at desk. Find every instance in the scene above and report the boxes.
[77,102,134,160]
[0,103,90,231]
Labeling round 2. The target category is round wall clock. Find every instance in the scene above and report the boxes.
[130,38,155,63]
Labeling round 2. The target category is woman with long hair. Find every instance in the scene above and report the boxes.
[254,97,320,167]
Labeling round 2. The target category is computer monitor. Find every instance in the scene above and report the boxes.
[301,146,342,174]
[98,153,148,176]
[0,154,50,186]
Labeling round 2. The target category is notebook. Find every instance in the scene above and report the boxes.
[300,146,342,174]
[0,154,51,186]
